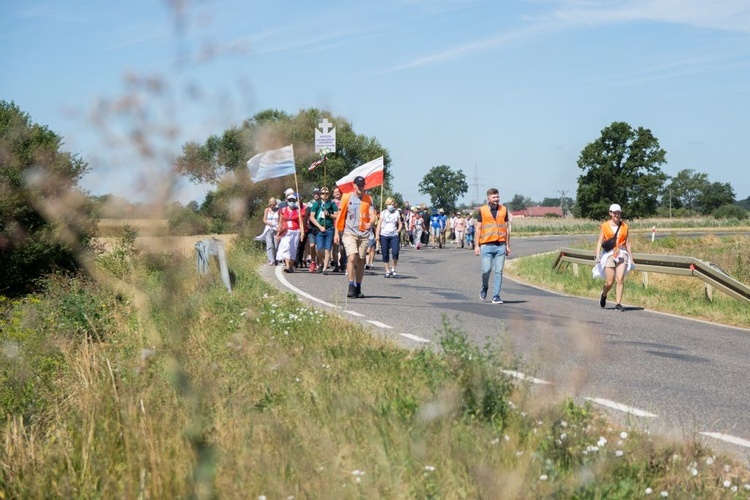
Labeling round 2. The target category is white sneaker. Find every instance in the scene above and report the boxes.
[390,270,397,277]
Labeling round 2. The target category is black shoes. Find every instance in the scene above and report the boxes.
[347,284,356,298]
[599,293,607,308]
[615,303,624,312]
[355,285,365,299]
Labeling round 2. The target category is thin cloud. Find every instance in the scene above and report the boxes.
[547,0,750,34]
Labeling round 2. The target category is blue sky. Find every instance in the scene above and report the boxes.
[2,0,749,207]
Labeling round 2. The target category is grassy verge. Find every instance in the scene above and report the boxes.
[2,237,749,497]
[506,233,750,329]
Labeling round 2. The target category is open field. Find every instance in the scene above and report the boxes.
[94,234,239,255]
[97,218,170,237]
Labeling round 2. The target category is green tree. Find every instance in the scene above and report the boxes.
[698,181,735,215]
[0,101,95,296]
[575,122,667,219]
[664,169,709,212]
[174,108,394,228]
[418,165,468,213]
[509,194,528,211]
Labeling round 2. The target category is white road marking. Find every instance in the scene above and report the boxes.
[343,310,365,317]
[367,320,393,329]
[502,370,551,385]
[400,333,431,343]
[275,267,339,308]
[585,397,658,418]
[700,432,750,449]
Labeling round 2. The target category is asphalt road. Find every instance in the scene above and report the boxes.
[258,234,750,458]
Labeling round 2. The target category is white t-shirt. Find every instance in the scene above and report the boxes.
[379,209,400,237]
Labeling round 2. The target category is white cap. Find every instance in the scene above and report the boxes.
[609,203,622,212]
[284,188,294,196]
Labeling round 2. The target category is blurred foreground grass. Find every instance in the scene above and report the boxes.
[1,236,749,498]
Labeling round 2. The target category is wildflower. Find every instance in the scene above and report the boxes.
[560,421,567,427]
[424,465,435,472]
[691,468,698,476]
[597,437,607,447]
[259,496,267,500]
[723,465,731,473]
[516,451,524,456]
[560,433,567,440]
[745,484,750,490]
[723,480,731,488]
[504,435,510,441]
[706,457,714,465]
[731,486,738,493]
[620,431,628,439]
[615,450,624,457]
[645,487,653,494]
[660,491,668,497]
[490,438,500,445]
[539,475,548,481]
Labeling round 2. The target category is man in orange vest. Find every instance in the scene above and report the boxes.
[474,187,511,304]
[334,176,376,298]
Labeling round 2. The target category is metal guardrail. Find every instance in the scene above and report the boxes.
[553,247,750,305]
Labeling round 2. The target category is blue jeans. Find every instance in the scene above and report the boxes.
[480,243,506,297]
[379,235,400,263]
[315,229,333,251]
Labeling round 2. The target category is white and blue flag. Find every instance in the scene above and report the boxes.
[247,144,296,182]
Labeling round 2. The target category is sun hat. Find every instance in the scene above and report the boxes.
[609,203,622,212]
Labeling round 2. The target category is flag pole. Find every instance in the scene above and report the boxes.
[293,171,305,236]
[379,183,384,212]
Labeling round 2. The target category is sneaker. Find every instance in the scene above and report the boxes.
[333,266,341,273]
[365,264,371,270]
[322,269,329,276]
[615,303,624,312]
[480,287,487,301]
[309,262,317,273]
[599,293,607,308]
[355,285,365,299]
[316,266,323,274]
[347,284,356,298]
[384,271,391,278]
[391,271,397,277]
[492,295,503,304]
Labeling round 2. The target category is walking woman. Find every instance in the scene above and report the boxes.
[376,197,403,277]
[256,197,279,265]
[593,203,635,311]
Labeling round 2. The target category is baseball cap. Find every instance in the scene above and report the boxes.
[287,194,297,201]
[609,203,622,212]
[411,206,418,211]
[353,176,365,186]
[313,187,320,194]
[284,188,294,197]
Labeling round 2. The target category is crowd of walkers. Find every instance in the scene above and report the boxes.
[257,180,506,300]
[258,183,635,310]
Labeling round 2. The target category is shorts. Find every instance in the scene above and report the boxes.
[342,233,369,260]
[604,254,626,268]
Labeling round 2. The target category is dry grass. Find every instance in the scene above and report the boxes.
[94,234,238,256]
[97,218,170,237]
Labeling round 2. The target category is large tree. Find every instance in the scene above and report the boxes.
[174,108,394,225]
[575,122,667,219]
[0,101,95,296]
[418,165,468,213]
[698,181,735,215]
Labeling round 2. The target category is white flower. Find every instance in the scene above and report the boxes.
[691,468,698,476]
[352,470,365,476]
[731,486,738,493]
[615,450,624,457]
[723,465,731,473]
[504,435,510,441]
[490,438,500,445]
[539,475,548,481]
[560,421,567,427]
[706,456,714,465]
[424,465,435,472]
[620,431,628,439]
[645,487,653,494]
[259,496,267,500]
[745,484,750,490]
[516,451,524,456]
[597,437,607,447]
[560,433,567,440]
[723,480,731,488]
[660,491,668,497]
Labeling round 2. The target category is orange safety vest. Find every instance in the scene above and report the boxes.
[478,204,509,245]
[335,192,373,233]
[601,221,628,254]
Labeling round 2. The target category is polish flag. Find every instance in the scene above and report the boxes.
[336,156,384,193]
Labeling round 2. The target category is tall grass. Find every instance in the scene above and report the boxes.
[2,238,749,497]
[511,216,750,235]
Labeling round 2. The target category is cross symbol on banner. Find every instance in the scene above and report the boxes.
[318,118,332,134]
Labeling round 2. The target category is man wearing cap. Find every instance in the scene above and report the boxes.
[475,188,510,304]
[334,176,376,298]
[309,187,338,274]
